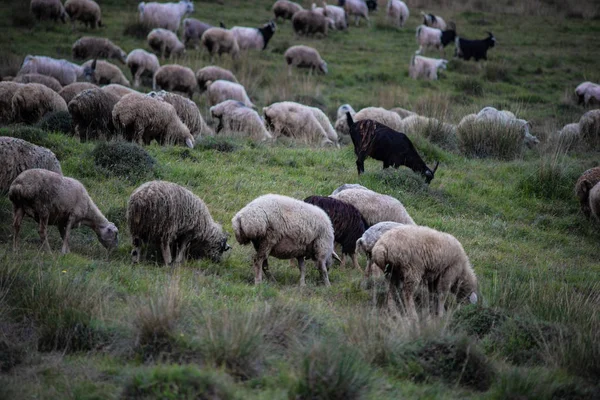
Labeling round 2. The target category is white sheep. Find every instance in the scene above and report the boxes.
[127,180,230,266]
[148,90,213,138]
[148,28,186,59]
[420,11,447,30]
[312,3,346,30]
[354,106,404,131]
[232,194,337,286]
[13,73,63,92]
[284,45,328,76]
[386,0,409,28]
[0,137,62,194]
[415,24,455,55]
[292,9,329,37]
[81,60,130,87]
[11,83,68,124]
[64,0,102,29]
[68,88,121,141]
[58,81,97,104]
[196,66,238,93]
[210,100,272,141]
[408,54,448,80]
[30,0,67,22]
[231,21,277,51]
[272,0,303,21]
[355,221,405,277]
[201,27,240,61]
[112,92,195,148]
[334,104,356,136]
[126,49,160,88]
[574,81,600,106]
[575,167,600,218]
[138,0,194,32]
[390,106,416,119]
[372,225,478,320]
[0,82,24,124]
[18,55,95,86]
[330,183,368,195]
[342,0,369,26]
[475,106,539,148]
[152,64,197,98]
[72,37,127,64]
[263,101,337,147]
[9,168,118,254]
[579,109,600,146]
[330,187,415,226]
[206,79,254,108]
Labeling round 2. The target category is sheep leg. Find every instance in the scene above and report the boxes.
[12,206,24,252]
[364,258,372,278]
[351,252,361,271]
[134,68,144,88]
[131,237,143,264]
[37,213,51,252]
[262,259,274,281]
[297,257,306,287]
[287,65,292,77]
[59,217,74,254]
[253,242,271,285]
[402,280,419,321]
[317,259,331,287]
[173,238,191,265]
[161,239,172,266]
[339,253,347,268]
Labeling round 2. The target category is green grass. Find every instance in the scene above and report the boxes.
[1,0,600,398]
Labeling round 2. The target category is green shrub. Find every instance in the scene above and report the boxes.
[516,151,578,201]
[454,77,485,97]
[92,141,155,182]
[196,136,238,153]
[374,168,429,193]
[0,125,49,147]
[450,305,507,338]
[483,62,512,83]
[36,111,72,134]
[122,365,236,400]
[457,119,524,160]
[293,339,373,400]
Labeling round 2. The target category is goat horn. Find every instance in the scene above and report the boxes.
[432,161,440,174]
[332,252,342,263]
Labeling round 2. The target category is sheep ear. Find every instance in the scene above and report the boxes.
[469,292,478,304]
[185,137,194,148]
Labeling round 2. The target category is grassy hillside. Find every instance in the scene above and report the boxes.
[1,0,599,399]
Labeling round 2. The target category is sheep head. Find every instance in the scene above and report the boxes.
[97,222,119,250]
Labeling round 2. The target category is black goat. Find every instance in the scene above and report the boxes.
[304,195,368,270]
[347,112,439,183]
[455,32,496,61]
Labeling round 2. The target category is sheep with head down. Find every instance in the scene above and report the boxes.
[273,0,303,21]
[11,83,68,124]
[408,54,448,81]
[206,79,254,108]
[18,55,97,86]
[232,194,338,286]
[126,49,160,88]
[292,9,329,37]
[58,82,97,104]
[334,104,356,136]
[72,37,127,64]
[81,60,130,87]
[387,0,409,28]
[210,100,271,141]
[148,90,213,138]
[31,0,67,23]
[13,73,62,92]
[148,28,186,60]
[284,45,328,76]
[152,64,196,99]
[339,0,369,26]
[196,66,238,94]
[65,0,102,29]
[575,167,600,218]
[355,221,405,278]
[201,27,239,61]
[69,88,120,142]
[0,82,24,124]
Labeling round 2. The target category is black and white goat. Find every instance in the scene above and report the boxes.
[230,21,277,51]
[347,113,439,183]
[455,32,496,61]
[415,23,456,55]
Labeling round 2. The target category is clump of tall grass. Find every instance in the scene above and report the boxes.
[457,118,524,160]
[454,77,485,97]
[412,94,458,150]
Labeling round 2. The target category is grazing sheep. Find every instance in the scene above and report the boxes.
[0,137,62,194]
[152,64,196,98]
[589,182,600,222]
[313,3,347,30]
[292,9,329,37]
[64,0,102,29]
[408,54,448,80]
[148,90,212,138]
[232,194,337,286]
[372,225,478,320]
[455,32,496,61]
[330,187,416,226]
[579,109,600,146]
[148,28,186,59]
[284,45,328,76]
[231,21,277,51]
[138,0,194,32]
[355,221,405,277]
[210,100,271,141]
[556,122,581,150]
[387,0,409,28]
[574,81,600,106]
[340,0,369,26]
[475,106,539,148]
[30,0,67,23]
[273,0,303,21]
[72,37,127,65]
[101,83,137,99]
[415,24,456,55]
[334,104,356,136]
[206,79,254,108]
[13,73,62,92]
[420,11,446,30]
[127,180,230,266]
[68,88,120,141]
[81,60,130,87]
[182,18,214,49]
[263,101,337,146]
[18,55,96,86]
[330,183,368,195]
[354,106,404,131]
[575,167,600,218]
[0,82,24,124]
[11,83,68,124]
[58,81,97,104]
[126,49,160,88]
[346,114,441,181]
[390,106,416,119]
[9,168,118,254]
[196,66,238,93]
[112,93,195,148]
[304,195,367,270]
[399,114,452,138]
[201,27,240,61]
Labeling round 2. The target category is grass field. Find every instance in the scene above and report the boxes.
[1,0,600,398]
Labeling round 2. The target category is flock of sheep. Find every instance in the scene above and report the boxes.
[0,0,599,320]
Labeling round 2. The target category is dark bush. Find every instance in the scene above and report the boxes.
[196,136,238,153]
[122,365,236,400]
[123,18,152,40]
[0,125,49,147]
[0,339,24,372]
[92,141,156,182]
[36,111,72,134]
[454,77,485,97]
[450,305,507,338]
